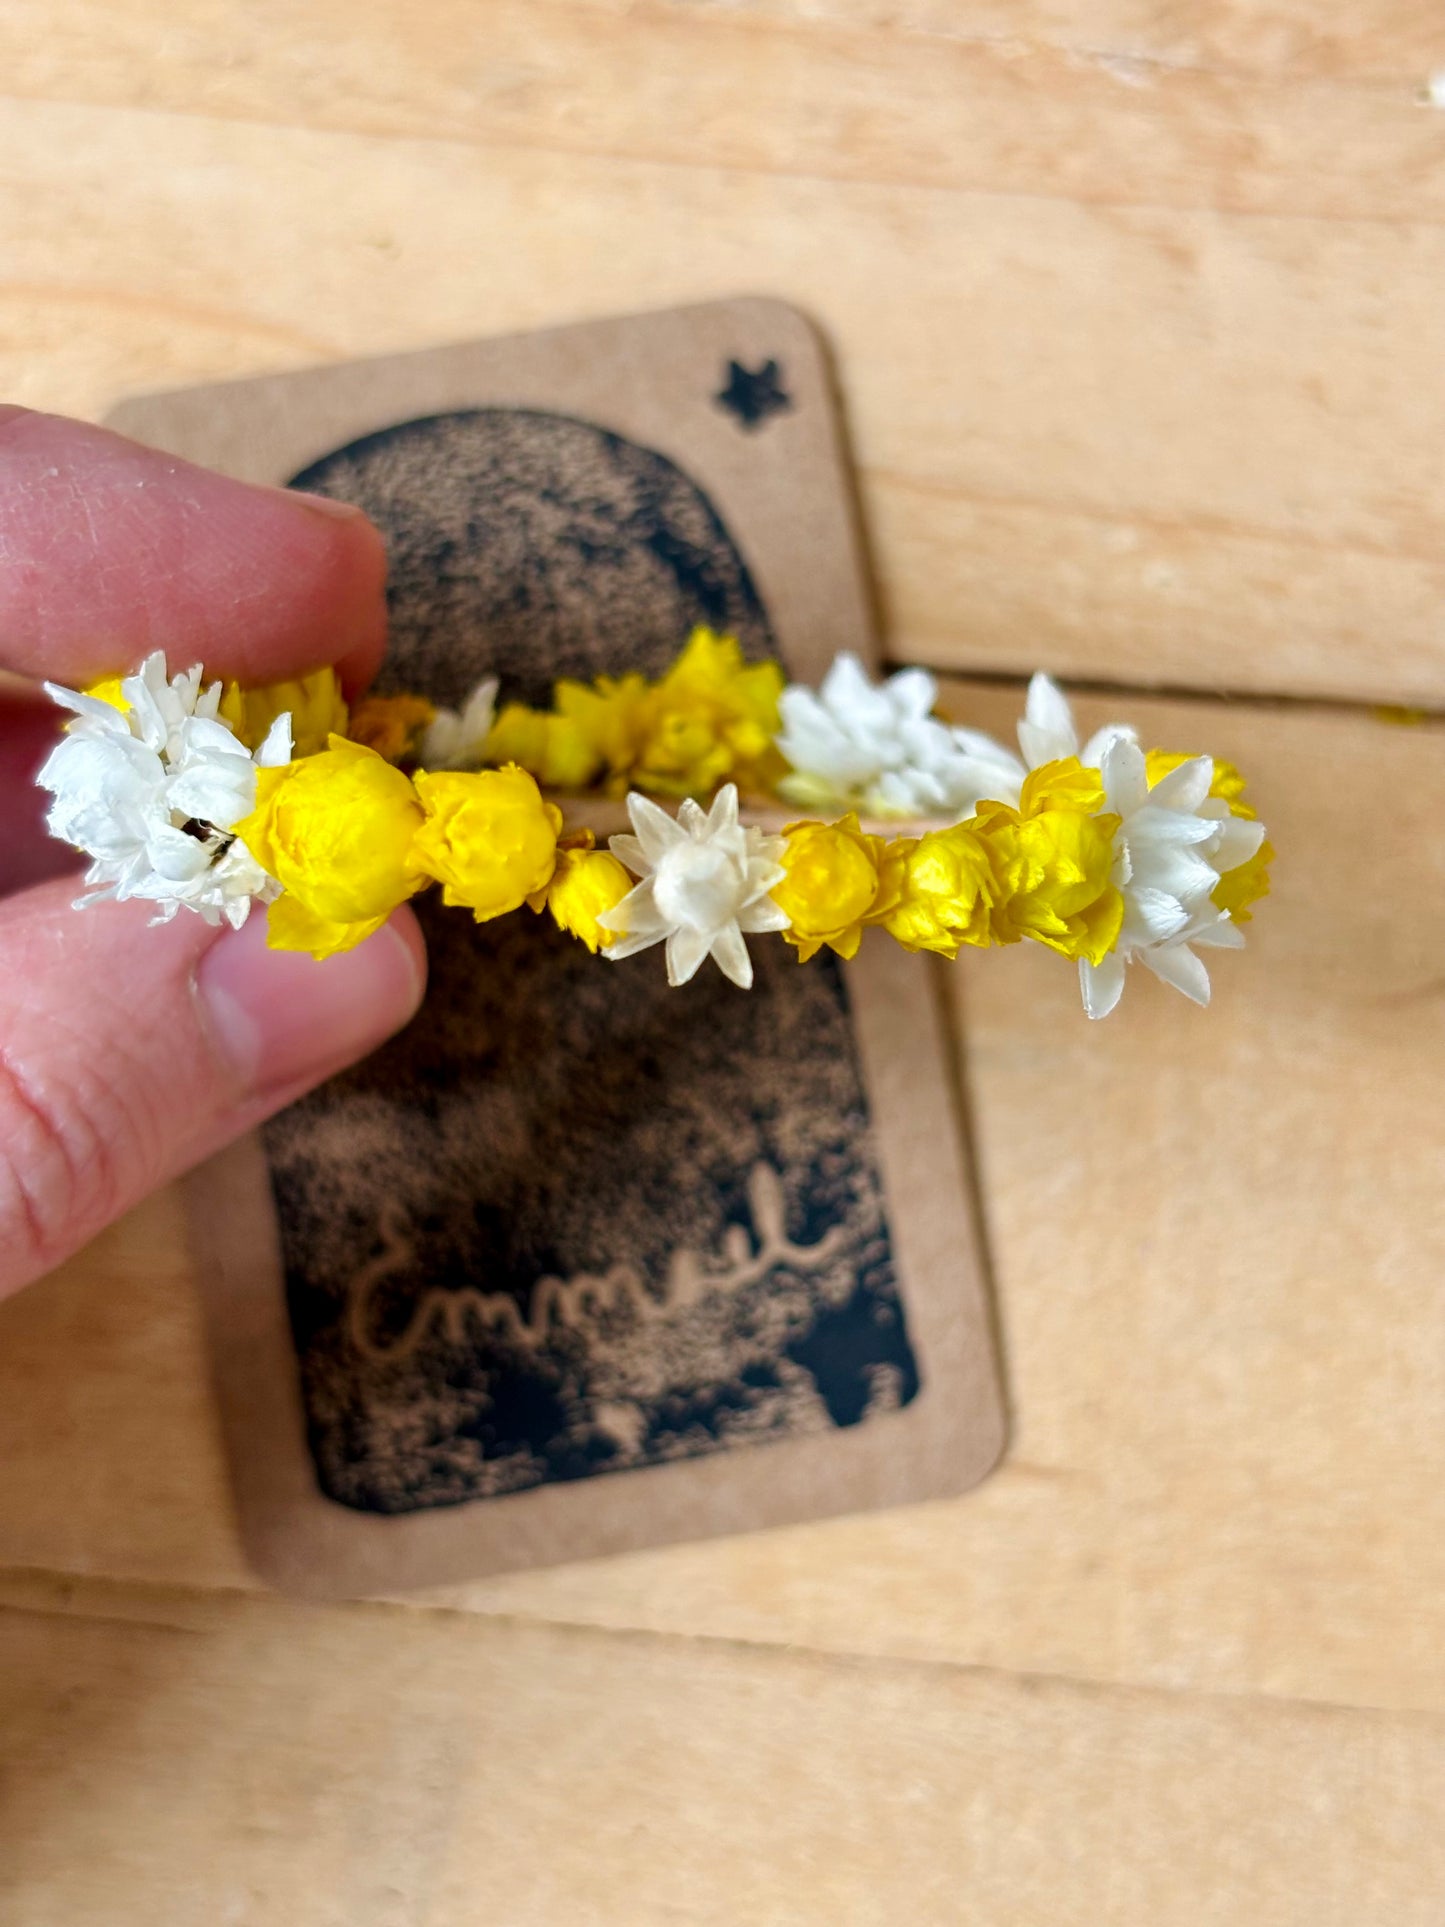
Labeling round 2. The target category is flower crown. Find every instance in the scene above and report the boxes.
[38,630,1272,1019]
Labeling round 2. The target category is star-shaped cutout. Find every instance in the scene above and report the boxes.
[714,358,792,431]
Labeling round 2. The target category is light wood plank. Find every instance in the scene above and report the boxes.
[880,484,1445,702]
[577,0,1445,81]
[0,1189,244,1586]
[2,100,1444,702]
[0,1,1441,223]
[1,1572,1442,1926]
[4,688,1442,1719]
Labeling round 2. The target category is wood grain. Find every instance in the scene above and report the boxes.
[1,0,1442,222]
[2,7,1443,1913]
[0,18,1442,701]
[567,1,1445,79]
[2,1572,1443,1927]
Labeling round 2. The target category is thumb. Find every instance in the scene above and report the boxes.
[0,883,425,1299]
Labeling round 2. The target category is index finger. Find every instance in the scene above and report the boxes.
[0,406,388,695]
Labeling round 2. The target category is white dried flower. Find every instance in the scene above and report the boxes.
[893,670,1137,813]
[774,657,1128,821]
[1079,738,1267,1020]
[38,651,290,929]
[420,676,499,771]
[774,655,986,819]
[601,784,789,989]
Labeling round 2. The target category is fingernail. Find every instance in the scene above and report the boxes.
[195,911,425,1095]
[287,488,369,521]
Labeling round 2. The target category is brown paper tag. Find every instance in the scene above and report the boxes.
[110,299,1005,1597]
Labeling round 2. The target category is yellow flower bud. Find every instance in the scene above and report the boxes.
[83,675,130,712]
[1212,837,1275,923]
[264,892,390,961]
[1146,747,1257,820]
[1017,757,1110,818]
[556,629,784,799]
[220,667,350,759]
[237,735,426,931]
[555,672,652,782]
[636,628,784,797]
[538,840,635,952]
[484,702,601,789]
[880,824,998,958]
[974,759,1122,965]
[773,815,886,963]
[347,693,437,764]
[412,764,563,921]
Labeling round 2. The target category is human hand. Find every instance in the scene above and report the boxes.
[0,406,427,1300]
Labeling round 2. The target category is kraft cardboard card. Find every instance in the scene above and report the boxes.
[108,299,1006,1597]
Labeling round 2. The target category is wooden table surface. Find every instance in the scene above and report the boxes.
[2,5,1444,1921]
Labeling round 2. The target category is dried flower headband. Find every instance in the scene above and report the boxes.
[38,629,1272,1020]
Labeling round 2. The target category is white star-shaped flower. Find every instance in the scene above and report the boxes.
[1079,738,1266,1019]
[601,784,789,988]
[420,676,499,770]
[38,651,290,929]
[774,654,988,820]
[774,658,1133,821]
[934,671,1138,810]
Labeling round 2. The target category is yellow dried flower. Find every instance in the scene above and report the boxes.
[554,672,652,782]
[220,667,350,759]
[638,627,784,796]
[235,735,427,956]
[1212,836,1275,923]
[412,764,563,921]
[558,628,784,799]
[347,693,437,764]
[529,832,634,952]
[1145,747,1256,820]
[773,815,888,962]
[484,702,601,790]
[83,675,130,712]
[974,758,1122,965]
[879,824,998,958]
[261,892,386,962]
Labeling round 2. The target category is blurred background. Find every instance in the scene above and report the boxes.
[1,4,1444,1921]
